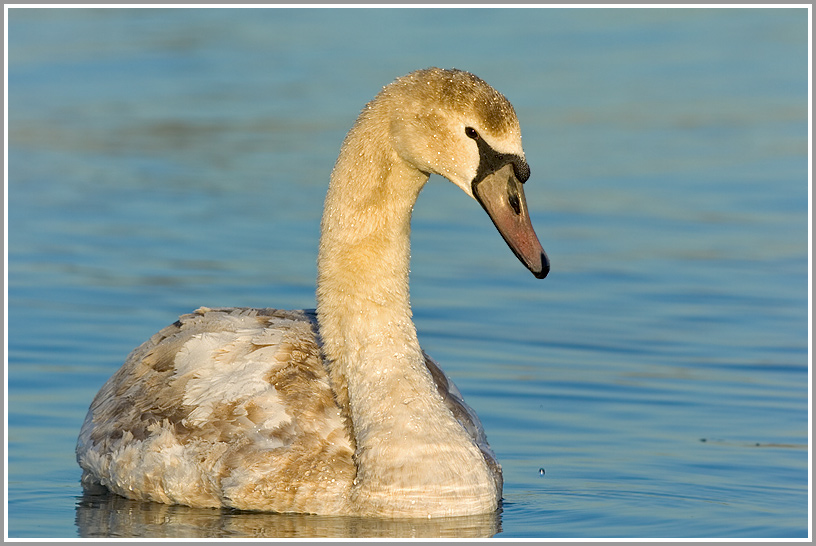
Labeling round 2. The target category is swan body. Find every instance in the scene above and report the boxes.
[77,68,549,518]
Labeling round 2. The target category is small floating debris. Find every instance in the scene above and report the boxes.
[538,468,546,476]
[699,438,805,449]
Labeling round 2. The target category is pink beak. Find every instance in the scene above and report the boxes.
[472,163,549,279]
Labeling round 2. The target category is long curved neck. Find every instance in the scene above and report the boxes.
[316,111,429,416]
[315,110,498,516]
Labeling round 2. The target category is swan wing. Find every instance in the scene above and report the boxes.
[77,307,354,513]
[422,352,503,493]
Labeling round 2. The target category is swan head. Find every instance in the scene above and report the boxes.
[383,68,550,279]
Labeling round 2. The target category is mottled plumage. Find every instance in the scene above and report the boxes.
[77,68,547,518]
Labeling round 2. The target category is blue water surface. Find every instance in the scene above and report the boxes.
[6,6,810,539]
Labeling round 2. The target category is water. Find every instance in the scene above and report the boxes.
[6,7,810,538]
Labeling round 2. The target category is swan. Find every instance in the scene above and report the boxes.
[76,67,549,518]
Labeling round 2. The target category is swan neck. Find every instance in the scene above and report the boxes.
[313,100,499,516]
[316,112,428,359]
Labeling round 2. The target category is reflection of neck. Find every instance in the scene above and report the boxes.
[315,113,498,516]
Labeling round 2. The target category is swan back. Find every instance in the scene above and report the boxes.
[78,307,355,514]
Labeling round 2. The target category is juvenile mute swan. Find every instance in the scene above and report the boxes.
[77,67,549,518]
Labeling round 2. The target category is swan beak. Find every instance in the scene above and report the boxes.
[472,163,550,279]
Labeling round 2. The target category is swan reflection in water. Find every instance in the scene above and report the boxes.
[75,487,502,539]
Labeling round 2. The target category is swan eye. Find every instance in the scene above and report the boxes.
[465,127,479,140]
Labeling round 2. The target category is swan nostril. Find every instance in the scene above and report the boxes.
[508,191,521,215]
